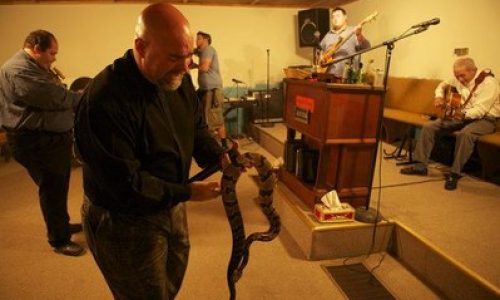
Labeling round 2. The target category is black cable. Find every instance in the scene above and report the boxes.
[341,140,385,270]
[365,140,384,258]
[372,177,444,189]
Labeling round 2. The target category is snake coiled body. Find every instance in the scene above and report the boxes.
[221,152,281,300]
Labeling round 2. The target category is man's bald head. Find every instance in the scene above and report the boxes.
[133,2,194,90]
[135,3,191,43]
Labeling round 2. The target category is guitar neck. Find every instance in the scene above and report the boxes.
[334,27,357,50]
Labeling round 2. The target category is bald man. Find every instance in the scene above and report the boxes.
[75,3,224,298]
[400,57,499,190]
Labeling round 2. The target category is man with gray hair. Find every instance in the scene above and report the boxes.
[75,2,225,298]
[401,57,500,190]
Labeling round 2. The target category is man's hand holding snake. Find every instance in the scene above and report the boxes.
[189,181,220,201]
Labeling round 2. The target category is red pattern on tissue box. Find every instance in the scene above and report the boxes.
[314,203,355,222]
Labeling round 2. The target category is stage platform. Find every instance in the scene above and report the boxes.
[250,122,500,300]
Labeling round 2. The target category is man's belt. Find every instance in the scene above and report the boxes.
[2,126,71,135]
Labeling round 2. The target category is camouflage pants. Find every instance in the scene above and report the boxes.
[82,196,190,299]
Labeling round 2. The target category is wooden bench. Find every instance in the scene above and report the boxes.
[382,77,438,163]
[383,77,500,179]
[476,126,500,178]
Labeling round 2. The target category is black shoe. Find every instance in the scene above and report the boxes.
[445,173,461,191]
[69,223,83,234]
[53,241,85,256]
[400,165,428,176]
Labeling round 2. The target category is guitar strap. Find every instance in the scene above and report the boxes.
[462,69,495,107]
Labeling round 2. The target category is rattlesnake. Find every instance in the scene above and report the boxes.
[189,146,281,300]
[221,151,281,300]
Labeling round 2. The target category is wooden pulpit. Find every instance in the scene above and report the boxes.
[281,79,385,210]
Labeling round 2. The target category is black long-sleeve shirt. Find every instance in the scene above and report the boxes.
[75,50,224,215]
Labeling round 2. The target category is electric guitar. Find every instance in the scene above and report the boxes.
[317,11,378,73]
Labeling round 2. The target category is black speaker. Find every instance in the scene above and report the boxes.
[298,8,330,47]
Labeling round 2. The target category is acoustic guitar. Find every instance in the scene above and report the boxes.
[316,11,378,73]
[436,69,494,121]
[437,85,463,121]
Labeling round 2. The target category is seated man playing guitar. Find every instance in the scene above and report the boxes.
[401,57,500,190]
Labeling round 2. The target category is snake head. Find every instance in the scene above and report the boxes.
[222,138,240,164]
[222,138,251,173]
[221,149,244,180]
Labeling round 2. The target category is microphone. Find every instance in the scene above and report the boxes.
[411,17,440,28]
[52,67,66,80]
[232,78,245,84]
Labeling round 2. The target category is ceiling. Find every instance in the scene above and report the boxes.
[0,0,357,8]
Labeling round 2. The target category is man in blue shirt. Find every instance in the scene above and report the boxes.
[319,7,371,78]
[195,31,228,148]
[0,30,84,256]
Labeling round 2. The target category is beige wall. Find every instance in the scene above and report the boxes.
[0,4,310,88]
[0,0,499,87]
[344,0,500,79]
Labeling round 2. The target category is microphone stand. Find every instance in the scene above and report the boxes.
[328,25,433,215]
[327,25,431,90]
[235,81,241,137]
[261,49,274,128]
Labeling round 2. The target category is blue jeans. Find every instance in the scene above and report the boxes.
[82,196,190,299]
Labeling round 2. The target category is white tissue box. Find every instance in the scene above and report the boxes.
[314,203,355,223]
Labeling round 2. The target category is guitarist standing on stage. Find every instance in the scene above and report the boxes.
[318,7,371,78]
[401,57,500,190]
